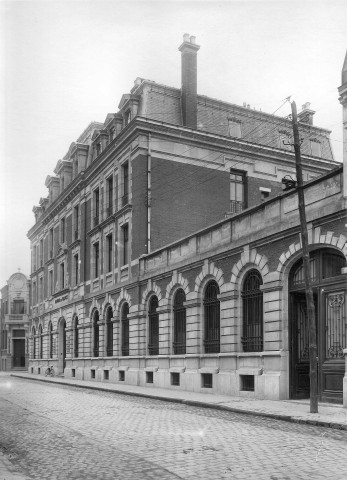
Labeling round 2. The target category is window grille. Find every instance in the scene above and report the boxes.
[290,250,346,288]
[74,317,79,358]
[146,371,153,383]
[202,373,213,388]
[49,323,53,359]
[121,303,130,356]
[32,328,36,359]
[173,289,186,354]
[106,307,113,357]
[39,325,43,359]
[203,281,220,353]
[241,375,255,391]
[241,270,263,352]
[93,310,99,357]
[148,296,159,355]
[171,373,180,386]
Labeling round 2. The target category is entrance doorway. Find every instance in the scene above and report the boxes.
[58,319,66,373]
[12,339,25,368]
[289,249,346,403]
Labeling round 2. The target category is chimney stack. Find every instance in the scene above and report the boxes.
[179,34,200,129]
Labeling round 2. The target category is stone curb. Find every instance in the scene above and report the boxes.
[10,374,347,431]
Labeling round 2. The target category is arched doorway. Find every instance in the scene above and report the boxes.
[58,318,67,373]
[289,248,346,403]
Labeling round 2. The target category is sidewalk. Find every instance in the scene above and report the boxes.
[9,372,347,430]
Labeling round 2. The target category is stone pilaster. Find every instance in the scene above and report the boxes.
[184,299,201,354]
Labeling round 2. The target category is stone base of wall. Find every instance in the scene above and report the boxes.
[30,352,292,401]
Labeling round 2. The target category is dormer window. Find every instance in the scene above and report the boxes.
[228,119,242,138]
[109,127,115,142]
[310,139,321,157]
[278,130,293,151]
[96,142,101,156]
[125,111,131,125]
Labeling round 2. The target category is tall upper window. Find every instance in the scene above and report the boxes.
[173,289,186,354]
[122,225,129,266]
[40,239,43,267]
[49,269,54,296]
[122,162,129,206]
[121,303,130,356]
[60,218,65,243]
[74,254,79,286]
[94,243,99,278]
[107,234,113,273]
[228,120,242,138]
[93,310,99,357]
[230,170,245,214]
[106,306,113,357]
[242,270,263,352]
[203,281,220,353]
[49,228,54,258]
[39,277,43,302]
[32,282,37,305]
[60,262,65,290]
[107,176,113,216]
[94,188,100,226]
[148,296,159,355]
[13,299,25,314]
[74,205,79,240]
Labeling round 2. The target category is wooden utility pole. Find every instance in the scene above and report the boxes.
[291,101,318,413]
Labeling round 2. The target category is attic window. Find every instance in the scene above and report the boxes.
[228,119,242,138]
[125,111,131,125]
[310,139,321,157]
[278,130,292,151]
[96,142,101,156]
[109,127,115,142]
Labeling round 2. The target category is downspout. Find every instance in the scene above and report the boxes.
[147,134,152,254]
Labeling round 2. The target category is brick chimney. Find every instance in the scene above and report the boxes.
[179,33,200,129]
[298,102,315,126]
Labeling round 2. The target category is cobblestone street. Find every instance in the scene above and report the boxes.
[1,375,347,480]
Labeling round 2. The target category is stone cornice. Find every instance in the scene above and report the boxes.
[27,116,339,240]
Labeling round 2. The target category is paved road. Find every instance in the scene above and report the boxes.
[1,376,347,480]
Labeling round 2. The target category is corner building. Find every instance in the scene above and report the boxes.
[1,272,30,371]
[28,37,347,405]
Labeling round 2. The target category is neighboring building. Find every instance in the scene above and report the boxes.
[27,37,346,405]
[0,272,30,371]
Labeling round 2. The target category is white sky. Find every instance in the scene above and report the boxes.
[0,0,346,289]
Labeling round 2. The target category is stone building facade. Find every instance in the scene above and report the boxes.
[0,272,30,371]
[27,37,346,405]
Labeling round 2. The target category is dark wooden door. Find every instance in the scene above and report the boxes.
[290,293,318,399]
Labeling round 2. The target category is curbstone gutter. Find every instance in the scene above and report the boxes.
[10,373,347,431]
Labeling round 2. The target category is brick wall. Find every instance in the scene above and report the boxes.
[131,156,148,259]
[247,176,283,208]
[151,158,230,251]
